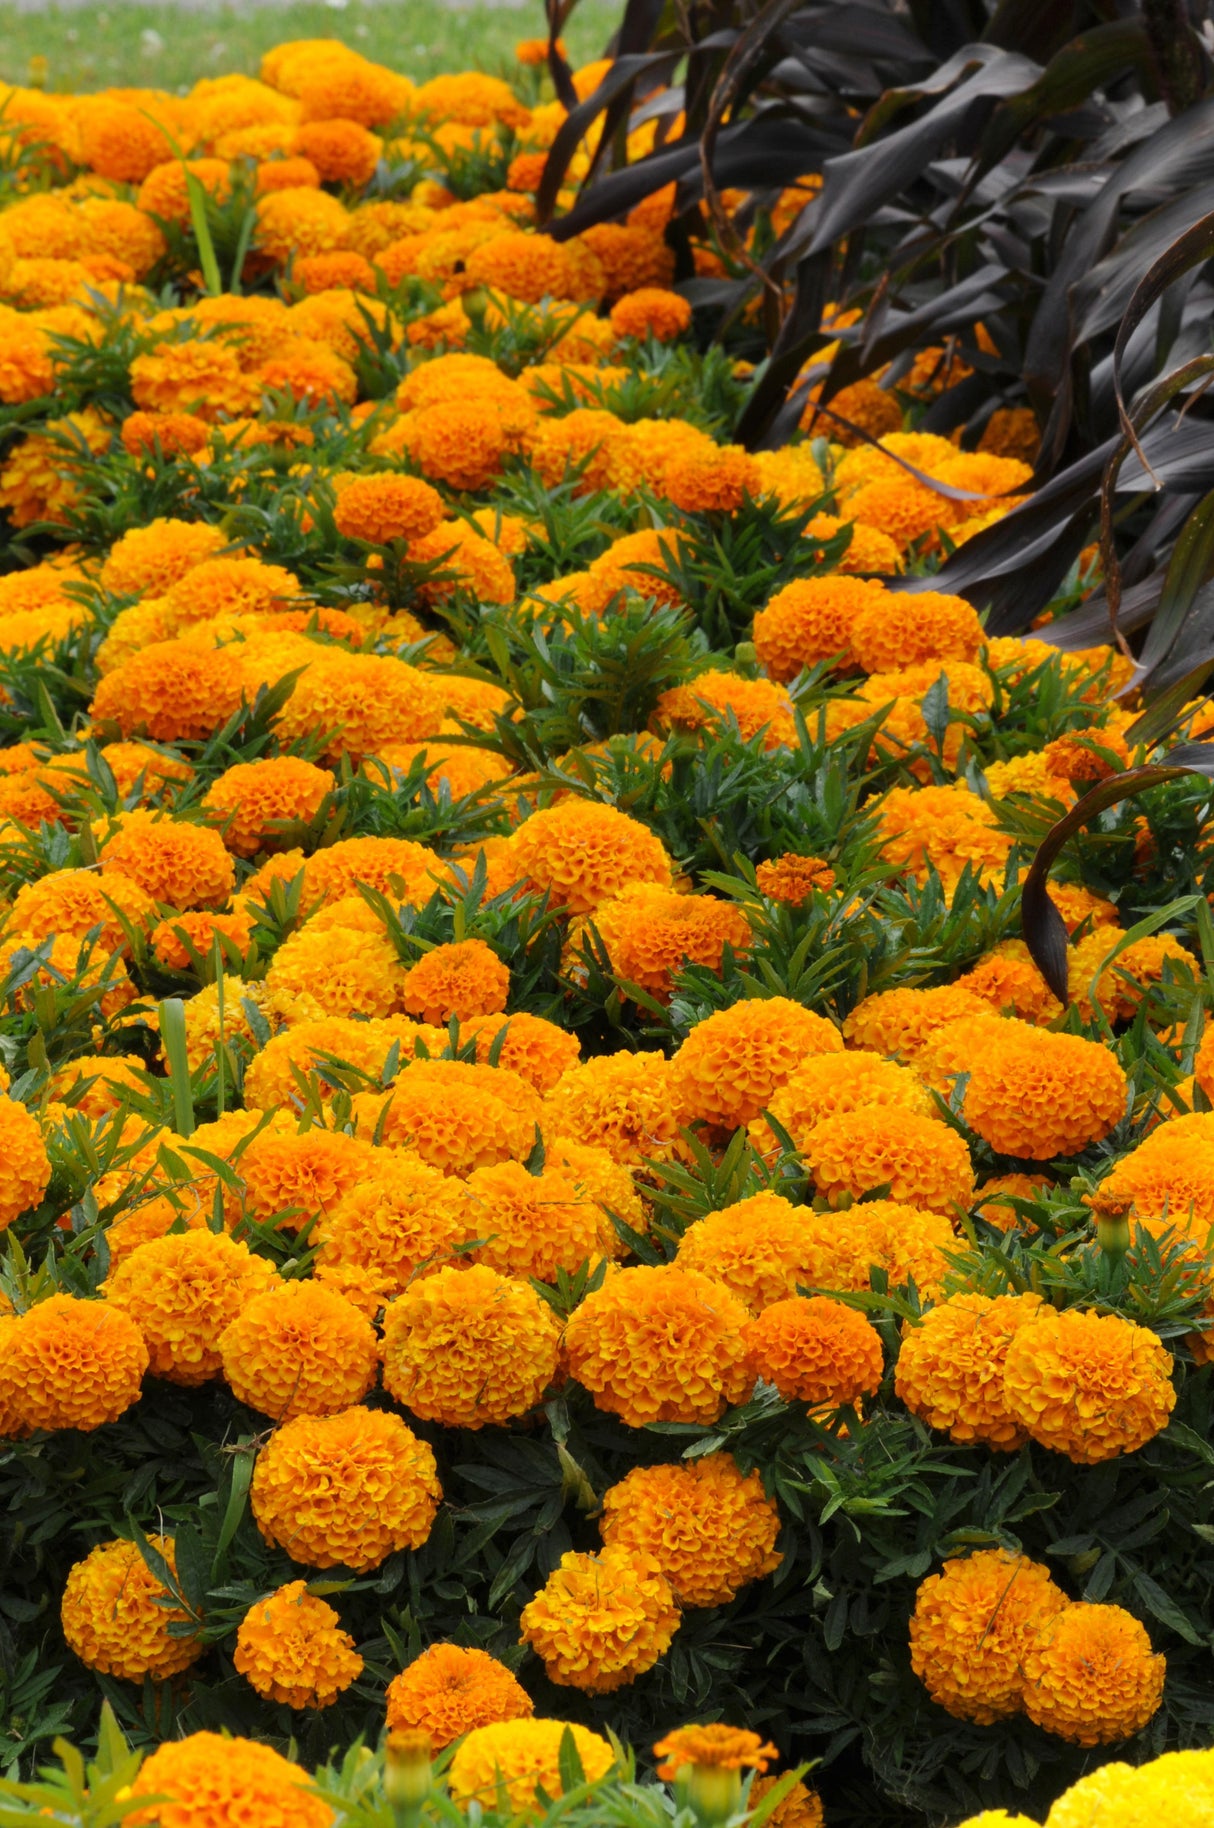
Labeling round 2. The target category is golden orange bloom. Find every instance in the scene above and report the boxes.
[753,575,887,679]
[6,1293,148,1432]
[234,1580,363,1709]
[333,472,445,544]
[520,1544,680,1692]
[610,287,692,342]
[0,1097,51,1229]
[128,1732,334,1828]
[447,1720,614,1815]
[400,937,510,1025]
[512,799,672,914]
[653,1725,776,1779]
[910,1550,1068,1724]
[386,1643,534,1747]
[600,1452,781,1607]
[542,1050,680,1166]
[895,1292,1045,1450]
[802,1105,975,1214]
[218,1280,380,1420]
[61,1536,202,1681]
[670,996,844,1131]
[1021,1604,1166,1744]
[1001,1308,1175,1463]
[744,1295,884,1409]
[754,853,836,903]
[203,755,335,858]
[381,1262,561,1427]
[104,1230,280,1386]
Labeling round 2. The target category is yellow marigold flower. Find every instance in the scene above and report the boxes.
[753,575,888,679]
[674,1191,823,1313]
[654,671,797,749]
[401,937,510,1024]
[0,407,111,528]
[202,755,334,858]
[670,996,843,1132]
[130,339,259,420]
[458,1011,581,1094]
[49,1052,146,1119]
[99,516,226,599]
[875,782,1013,892]
[563,1263,754,1426]
[653,1724,776,1779]
[386,1643,534,1747]
[512,799,672,914]
[748,1775,826,1828]
[382,1262,560,1427]
[104,1230,280,1385]
[570,883,751,999]
[162,554,300,625]
[127,1732,334,1828]
[749,1049,934,1161]
[265,919,408,1023]
[464,229,604,305]
[256,185,351,262]
[545,1135,647,1258]
[351,1059,541,1177]
[138,156,234,223]
[610,286,691,341]
[317,1151,475,1291]
[333,472,444,543]
[234,1579,363,1709]
[7,1293,148,1431]
[294,250,377,293]
[542,1050,679,1166]
[842,982,989,1061]
[286,832,445,912]
[918,1016,1127,1159]
[600,1452,781,1607]
[252,1404,440,1570]
[238,1127,376,1232]
[520,1543,679,1692]
[895,1292,1045,1449]
[1001,1308,1176,1463]
[219,1280,379,1420]
[447,1719,614,1815]
[61,1535,202,1681]
[466,1158,600,1282]
[744,1294,884,1409]
[754,852,836,903]
[909,1549,1069,1724]
[1023,1603,1165,1745]
[0,1096,51,1229]
[802,1105,975,1214]
[152,906,255,973]
[91,639,249,743]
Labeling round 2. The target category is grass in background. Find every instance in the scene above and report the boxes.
[0,0,620,92]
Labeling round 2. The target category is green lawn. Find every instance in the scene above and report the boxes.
[0,0,621,93]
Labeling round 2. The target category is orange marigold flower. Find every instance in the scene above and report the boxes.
[61,1536,203,1681]
[296,117,381,185]
[127,1732,333,1828]
[748,1776,826,1828]
[849,587,985,674]
[895,1292,1046,1450]
[845,477,951,549]
[291,832,446,911]
[350,1059,541,1177]
[543,1049,679,1166]
[956,939,1063,1025]
[610,287,691,342]
[909,1550,1069,1724]
[76,96,175,182]
[98,515,228,599]
[104,1230,280,1385]
[803,1105,975,1214]
[520,1544,679,1693]
[386,1643,534,1747]
[754,853,836,904]
[579,222,674,301]
[400,937,510,1025]
[238,1127,376,1232]
[273,651,445,760]
[570,883,751,998]
[1021,1604,1165,1745]
[380,1262,561,1428]
[294,250,377,293]
[98,809,235,908]
[654,1725,776,1780]
[0,1097,52,1229]
[447,1720,614,1815]
[1001,1308,1176,1463]
[599,1452,781,1607]
[256,186,352,262]
[753,575,887,679]
[512,799,672,914]
[875,782,1013,892]
[918,1016,1127,1159]
[563,1263,754,1426]
[670,996,843,1131]
[748,1049,934,1161]
[120,410,211,461]
[744,1294,884,1409]
[458,1011,581,1094]
[333,472,445,543]
[10,865,156,953]
[464,229,604,304]
[842,982,989,1061]
[252,1404,440,1570]
[7,1293,148,1431]
[806,512,902,573]
[654,671,797,749]
[317,1151,476,1292]
[466,1158,600,1282]
[660,444,760,514]
[674,1190,824,1313]
[219,1280,379,1420]
[234,1579,363,1709]
[129,340,258,421]
[202,755,334,858]
[0,407,111,528]
[90,639,248,743]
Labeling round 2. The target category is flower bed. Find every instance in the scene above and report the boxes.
[1,28,1213,1828]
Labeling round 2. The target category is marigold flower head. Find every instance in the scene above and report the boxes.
[754,853,836,904]
[543,1049,679,1166]
[748,1775,826,1828]
[671,996,843,1132]
[234,1579,363,1709]
[7,1292,148,1431]
[273,650,444,760]
[332,471,444,544]
[673,1191,822,1313]
[458,1011,581,1094]
[660,443,760,514]
[256,185,352,262]
[655,671,797,750]
[91,639,249,743]
[842,982,990,1061]
[1001,1308,1176,1463]
[579,221,673,301]
[218,1279,379,1420]
[203,755,334,858]
[895,1291,1046,1449]
[803,1104,974,1214]
[600,1452,781,1607]
[237,1126,376,1231]
[749,1049,934,1161]
[386,1643,534,1746]
[96,809,234,909]
[466,1158,601,1282]
[61,1535,202,1681]
[120,408,211,461]
[653,1725,776,1780]
[127,1732,334,1828]
[0,407,111,527]
[956,939,1063,1025]
[753,575,887,679]
[382,1262,560,1426]
[464,229,604,305]
[849,587,986,675]
[291,832,445,912]
[252,1403,439,1570]
[544,1135,647,1258]
[520,1543,679,1693]
[104,1229,280,1385]
[910,1549,1069,1724]
[0,1096,51,1229]
[918,1016,1127,1159]
[447,1719,615,1815]
[511,798,672,914]
[295,116,381,184]
[399,937,510,1025]
[316,1150,475,1291]
[130,339,258,421]
[1023,1603,1165,1745]
[351,1058,540,1177]
[610,287,691,341]
[571,883,751,999]
[745,1294,884,1410]
[564,1263,754,1426]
